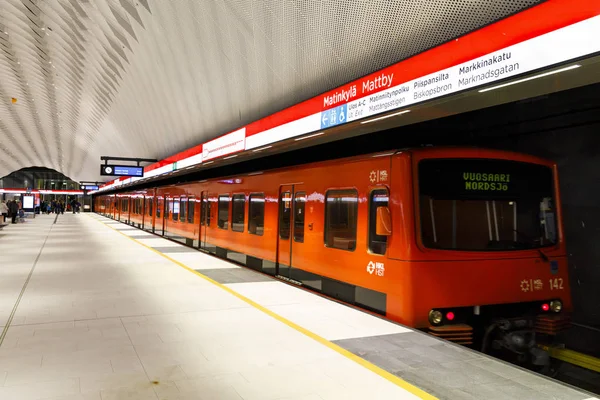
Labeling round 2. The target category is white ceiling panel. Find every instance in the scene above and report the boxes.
[0,0,542,181]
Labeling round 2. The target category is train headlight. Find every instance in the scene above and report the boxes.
[429,310,443,325]
[550,300,562,313]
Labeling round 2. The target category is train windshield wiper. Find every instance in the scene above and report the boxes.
[512,229,549,262]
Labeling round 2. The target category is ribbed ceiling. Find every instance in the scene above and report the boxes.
[0,0,542,182]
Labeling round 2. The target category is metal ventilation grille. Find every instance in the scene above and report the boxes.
[0,0,543,181]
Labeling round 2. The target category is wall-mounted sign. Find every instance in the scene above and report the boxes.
[100,165,144,177]
[23,195,34,210]
[95,4,600,193]
[80,185,99,190]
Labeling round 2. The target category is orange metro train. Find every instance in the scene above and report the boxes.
[95,147,571,362]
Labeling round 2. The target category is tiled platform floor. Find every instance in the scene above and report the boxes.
[0,212,597,400]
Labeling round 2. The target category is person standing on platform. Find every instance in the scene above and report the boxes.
[0,201,8,223]
[8,199,18,224]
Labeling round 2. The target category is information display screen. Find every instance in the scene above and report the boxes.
[100,165,144,177]
[23,195,34,209]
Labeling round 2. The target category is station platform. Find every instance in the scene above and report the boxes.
[0,213,597,400]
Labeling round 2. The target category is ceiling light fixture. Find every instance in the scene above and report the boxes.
[203,161,214,166]
[223,154,238,160]
[252,145,272,152]
[295,132,324,141]
[360,109,411,124]
[478,64,581,93]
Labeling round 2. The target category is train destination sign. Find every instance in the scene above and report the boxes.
[419,159,553,199]
[463,173,510,192]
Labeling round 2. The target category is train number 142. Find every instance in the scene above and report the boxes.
[549,278,564,290]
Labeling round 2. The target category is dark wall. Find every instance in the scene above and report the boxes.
[488,110,600,327]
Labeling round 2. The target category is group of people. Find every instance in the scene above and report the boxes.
[39,199,81,214]
[0,199,22,224]
[1,198,83,225]
[41,199,65,215]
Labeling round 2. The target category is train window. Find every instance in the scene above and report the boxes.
[218,195,229,229]
[173,199,180,221]
[279,191,292,239]
[325,190,358,251]
[187,197,195,223]
[121,198,128,212]
[369,189,390,255]
[147,198,153,216]
[156,199,161,218]
[294,192,306,243]
[248,194,265,236]
[180,198,187,222]
[231,194,245,232]
[201,197,208,226]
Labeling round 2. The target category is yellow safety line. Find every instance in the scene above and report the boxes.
[92,215,436,400]
[539,344,600,374]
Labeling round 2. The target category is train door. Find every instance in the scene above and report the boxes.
[276,184,306,278]
[199,191,209,250]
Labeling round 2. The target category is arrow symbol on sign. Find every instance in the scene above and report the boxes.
[322,113,328,125]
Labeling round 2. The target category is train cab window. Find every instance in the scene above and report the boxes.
[279,191,292,239]
[231,194,245,232]
[248,194,265,236]
[369,189,390,255]
[218,195,230,229]
[419,159,557,250]
[173,199,180,221]
[325,190,358,251]
[294,192,306,243]
[180,198,187,222]
[187,198,195,223]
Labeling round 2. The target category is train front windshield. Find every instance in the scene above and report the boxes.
[418,158,557,251]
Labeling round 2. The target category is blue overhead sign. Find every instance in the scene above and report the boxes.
[320,104,347,130]
[115,166,143,176]
[100,165,144,177]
